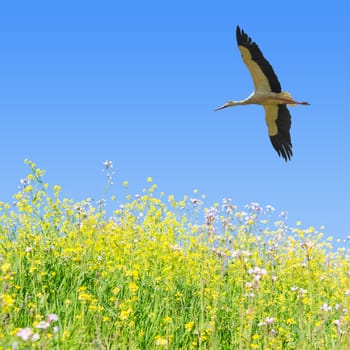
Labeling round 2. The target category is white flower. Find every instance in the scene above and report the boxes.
[265,205,275,212]
[46,313,59,323]
[35,321,50,329]
[258,317,274,327]
[279,210,288,219]
[299,288,307,296]
[265,317,274,326]
[102,160,115,182]
[334,319,341,327]
[16,328,33,341]
[334,320,344,334]
[246,282,254,289]
[301,240,315,249]
[205,207,218,225]
[190,198,202,206]
[103,160,113,170]
[291,286,307,298]
[170,244,181,252]
[231,250,240,259]
[321,303,332,312]
[248,267,267,277]
[245,202,262,212]
[269,328,277,336]
[245,292,255,298]
[20,178,29,187]
[31,333,40,342]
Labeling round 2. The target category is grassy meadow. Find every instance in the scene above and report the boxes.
[1,160,350,349]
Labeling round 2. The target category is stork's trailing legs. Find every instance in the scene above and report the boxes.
[274,96,310,106]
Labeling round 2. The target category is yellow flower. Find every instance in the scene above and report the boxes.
[185,322,195,331]
[1,294,14,312]
[62,330,70,341]
[78,292,93,302]
[155,336,168,346]
[24,185,33,193]
[163,316,173,324]
[128,282,139,295]
[112,287,121,295]
[286,318,296,325]
[119,309,132,321]
[1,262,11,273]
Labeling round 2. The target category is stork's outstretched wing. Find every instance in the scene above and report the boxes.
[264,104,292,161]
[236,26,281,93]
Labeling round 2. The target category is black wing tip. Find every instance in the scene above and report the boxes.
[236,25,244,35]
[236,25,255,48]
[272,105,293,161]
[270,136,293,162]
[236,25,249,46]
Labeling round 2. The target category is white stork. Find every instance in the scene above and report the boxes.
[215,26,310,161]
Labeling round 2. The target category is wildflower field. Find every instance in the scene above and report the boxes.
[1,160,350,349]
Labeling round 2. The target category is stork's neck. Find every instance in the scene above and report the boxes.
[231,99,251,106]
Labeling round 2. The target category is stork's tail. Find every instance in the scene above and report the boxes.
[281,92,296,106]
[279,92,310,106]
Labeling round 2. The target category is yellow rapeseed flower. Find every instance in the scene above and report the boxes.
[1,294,14,313]
[286,318,296,325]
[155,336,168,346]
[119,309,132,321]
[163,316,173,324]
[112,287,121,295]
[1,262,11,273]
[185,322,195,331]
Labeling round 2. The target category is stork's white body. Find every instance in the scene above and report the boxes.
[229,91,296,105]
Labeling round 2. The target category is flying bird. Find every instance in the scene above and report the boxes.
[215,26,310,161]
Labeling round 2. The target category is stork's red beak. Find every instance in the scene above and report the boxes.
[214,103,229,111]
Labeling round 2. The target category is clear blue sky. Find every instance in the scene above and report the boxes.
[1,1,350,240]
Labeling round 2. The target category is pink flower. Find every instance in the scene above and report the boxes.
[265,317,274,326]
[35,321,50,329]
[46,313,59,323]
[31,333,40,342]
[16,328,33,341]
[258,317,274,327]
[321,303,332,312]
